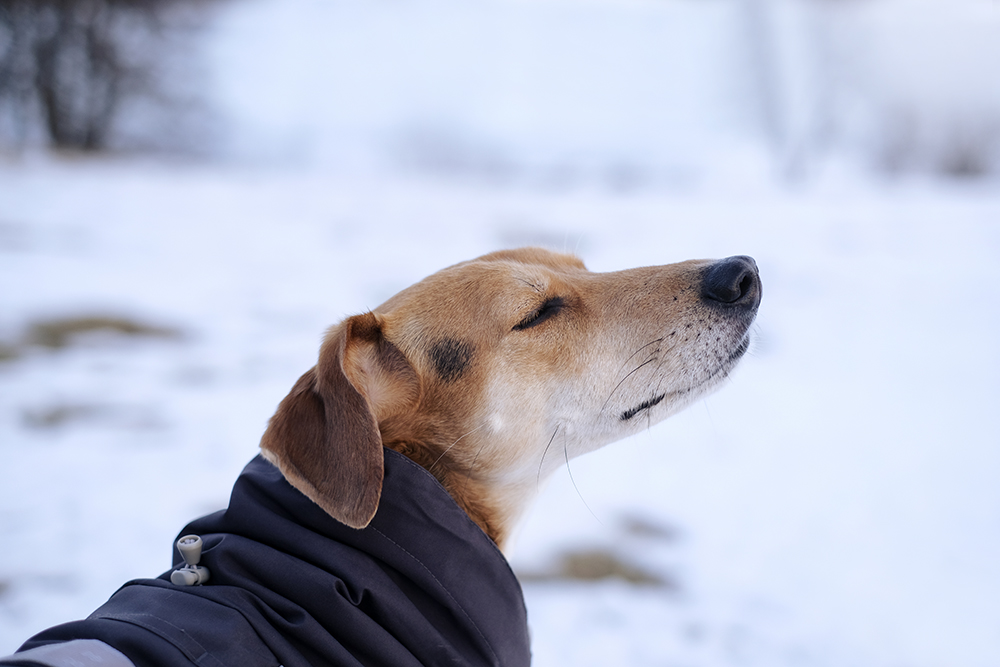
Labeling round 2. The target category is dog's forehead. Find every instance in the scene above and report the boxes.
[376,249,589,315]
[469,247,587,271]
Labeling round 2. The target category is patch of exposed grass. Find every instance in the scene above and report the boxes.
[0,314,184,363]
[517,547,675,589]
[21,403,165,431]
[0,342,19,362]
[22,404,107,429]
[25,315,183,350]
[619,513,681,542]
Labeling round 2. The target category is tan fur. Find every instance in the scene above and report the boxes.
[260,247,760,550]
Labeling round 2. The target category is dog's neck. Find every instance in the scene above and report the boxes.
[388,441,527,550]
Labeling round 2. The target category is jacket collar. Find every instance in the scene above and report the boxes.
[175,449,531,666]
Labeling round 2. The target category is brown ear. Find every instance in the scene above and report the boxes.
[260,312,419,528]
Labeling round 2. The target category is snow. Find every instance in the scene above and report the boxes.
[2,0,999,665]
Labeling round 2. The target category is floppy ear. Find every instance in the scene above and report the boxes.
[260,312,419,528]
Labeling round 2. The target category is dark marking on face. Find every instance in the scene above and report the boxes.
[430,338,474,383]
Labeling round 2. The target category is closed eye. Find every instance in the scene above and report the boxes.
[513,296,565,331]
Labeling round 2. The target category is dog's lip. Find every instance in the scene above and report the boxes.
[728,331,752,362]
[619,393,667,421]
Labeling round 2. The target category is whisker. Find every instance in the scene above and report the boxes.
[600,356,658,414]
[461,432,494,497]
[536,426,560,487]
[514,277,542,292]
[601,337,685,415]
[428,421,489,474]
[564,435,603,526]
[648,354,670,431]
[618,338,663,373]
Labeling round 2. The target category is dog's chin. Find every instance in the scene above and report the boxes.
[619,331,753,427]
[688,330,754,399]
[723,330,753,368]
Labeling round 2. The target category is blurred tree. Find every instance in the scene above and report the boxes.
[0,0,208,151]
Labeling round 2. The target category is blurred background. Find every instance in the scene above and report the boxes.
[1,0,998,665]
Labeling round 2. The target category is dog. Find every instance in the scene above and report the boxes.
[2,248,760,667]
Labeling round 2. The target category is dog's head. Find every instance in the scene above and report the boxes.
[261,247,760,546]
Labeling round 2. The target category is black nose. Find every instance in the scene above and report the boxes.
[701,255,760,305]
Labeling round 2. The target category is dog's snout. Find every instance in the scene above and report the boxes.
[701,255,760,306]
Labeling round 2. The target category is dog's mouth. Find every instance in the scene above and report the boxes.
[618,332,751,422]
[619,393,666,421]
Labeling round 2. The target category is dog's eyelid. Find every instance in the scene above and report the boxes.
[512,296,565,331]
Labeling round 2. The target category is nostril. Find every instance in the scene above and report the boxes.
[738,274,753,298]
[702,256,759,305]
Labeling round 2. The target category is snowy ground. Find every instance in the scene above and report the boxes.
[2,0,1000,665]
[2,158,997,666]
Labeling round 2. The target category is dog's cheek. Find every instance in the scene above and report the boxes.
[429,338,476,383]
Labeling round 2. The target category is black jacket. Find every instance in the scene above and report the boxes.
[8,450,531,667]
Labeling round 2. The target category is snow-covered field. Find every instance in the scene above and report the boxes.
[2,1,999,665]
